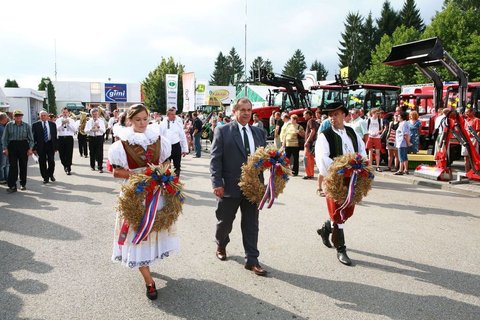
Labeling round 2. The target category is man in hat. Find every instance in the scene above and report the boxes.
[1,110,34,192]
[315,102,366,266]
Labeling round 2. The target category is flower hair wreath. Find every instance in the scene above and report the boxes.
[239,146,292,209]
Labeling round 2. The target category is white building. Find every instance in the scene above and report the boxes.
[2,88,44,124]
[0,87,9,112]
[53,81,142,114]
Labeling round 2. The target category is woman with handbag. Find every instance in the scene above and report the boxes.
[280,114,305,176]
[386,113,400,172]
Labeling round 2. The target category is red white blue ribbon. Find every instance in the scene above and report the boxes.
[258,164,278,210]
[132,187,161,245]
[334,171,358,223]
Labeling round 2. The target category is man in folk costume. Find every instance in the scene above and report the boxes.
[315,102,366,266]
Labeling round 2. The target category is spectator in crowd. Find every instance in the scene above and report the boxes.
[385,113,400,172]
[269,110,276,136]
[462,108,480,172]
[365,108,384,172]
[303,110,319,180]
[252,113,264,130]
[394,112,411,175]
[32,110,58,184]
[192,112,203,158]
[408,111,421,154]
[273,112,283,149]
[1,110,34,193]
[280,114,305,176]
[348,108,368,142]
[0,112,10,184]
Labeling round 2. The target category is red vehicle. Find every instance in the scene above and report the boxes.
[384,36,480,180]
[346,83,400,116]
[250,70,310,133]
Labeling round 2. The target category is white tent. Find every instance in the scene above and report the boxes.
[0,87,9,111]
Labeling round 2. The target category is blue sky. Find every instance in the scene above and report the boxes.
[1,0,442,89]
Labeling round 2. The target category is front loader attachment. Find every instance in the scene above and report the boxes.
[383,37,444,67]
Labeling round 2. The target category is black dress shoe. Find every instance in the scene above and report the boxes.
[50,176,56,182]
[66,171,72,175]
[216,247,227,261]
[145,282,158,300]
[20,185,26,191]
[245,264,267,276]
[7,187,17,193]
[98,169,104,173]
[43,179,49,184]
[337,246,352,266]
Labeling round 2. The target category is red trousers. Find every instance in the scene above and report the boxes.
[304,147,315,177]
[326,196,355,224]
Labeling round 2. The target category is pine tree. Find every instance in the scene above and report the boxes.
[310,60,328,80]
[227,47,244,85]
[142,57,185,114]
[362,12,378,70]
[249,56,273,81]
[282,49,307,79]
[400,0,425,32]
[210,52,230,86]
[376,0,401,41]
[338,12,365,81]
[4,79,19,87]
[38,78,56,114]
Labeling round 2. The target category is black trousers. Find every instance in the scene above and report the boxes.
[58,136,74,171]
[215,196,260,265]
[78,133,88,156]
[38,141,55,180]
[285,146,300,175]
[168,142,182,175]
[89,136,104,170]
[7,140,29,189]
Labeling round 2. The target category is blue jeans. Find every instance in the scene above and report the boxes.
[194,134,201,157]
[0,150,9,181]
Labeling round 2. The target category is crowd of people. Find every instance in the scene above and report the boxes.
[1,100,478,301]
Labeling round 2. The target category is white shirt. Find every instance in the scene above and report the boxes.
[85,118,106,137]
[160,118,188,153]
[315,126,367,177]
[55,116,76,137]
[238,123,255,152]
[108,117,118,129]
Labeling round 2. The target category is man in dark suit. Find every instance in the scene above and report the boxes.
[32,110,58,183]
[210,98,268,276]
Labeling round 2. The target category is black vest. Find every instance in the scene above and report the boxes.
[323,126,359,159]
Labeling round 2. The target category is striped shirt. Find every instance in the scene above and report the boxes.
[2,121,34,149]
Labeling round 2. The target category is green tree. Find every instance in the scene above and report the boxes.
[282,49,307,79]
[362,12,378,70]
[249,56,274,83]
[38,78,57,114]
[400,0,425,32]
[424,2,480,80]
[210,52,230,85]
[358,25,421,85]
[376,1,401,40]
[338,12,365,81]
[4,79,19,87]
[227,47,244,85]
[310,60,328,80]
[443,0,480,10]
[142,57,185,114]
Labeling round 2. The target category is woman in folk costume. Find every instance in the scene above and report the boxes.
[314,102,368,266]
[108,104,178,300]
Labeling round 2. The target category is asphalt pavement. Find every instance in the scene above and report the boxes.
[0,141,479,320]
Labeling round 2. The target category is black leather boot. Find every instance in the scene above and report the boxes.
[332,225,352,266]
[316,220,333,248]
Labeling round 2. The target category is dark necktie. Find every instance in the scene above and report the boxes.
[242,127,250,156]
[43,122,49,142]
[168,121,170,129]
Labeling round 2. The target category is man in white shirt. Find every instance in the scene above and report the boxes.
[160,107,188,176]
[55,108,76,175]
[315,102,366,266]
[365,107,384,172]
[107,109,119,143]
[85,108,106,173]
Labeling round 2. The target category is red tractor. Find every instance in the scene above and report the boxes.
[384,37,480,181]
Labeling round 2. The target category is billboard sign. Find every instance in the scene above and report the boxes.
[105,83,127,102]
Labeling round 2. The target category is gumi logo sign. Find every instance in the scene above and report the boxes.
[105,83,127,102]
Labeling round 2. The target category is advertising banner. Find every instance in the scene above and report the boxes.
[165,74,178,109]
[182,72,195,112]
[105,83,127,102]
[195,80,207,108]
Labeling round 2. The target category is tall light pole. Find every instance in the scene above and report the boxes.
[43,79,50,113]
